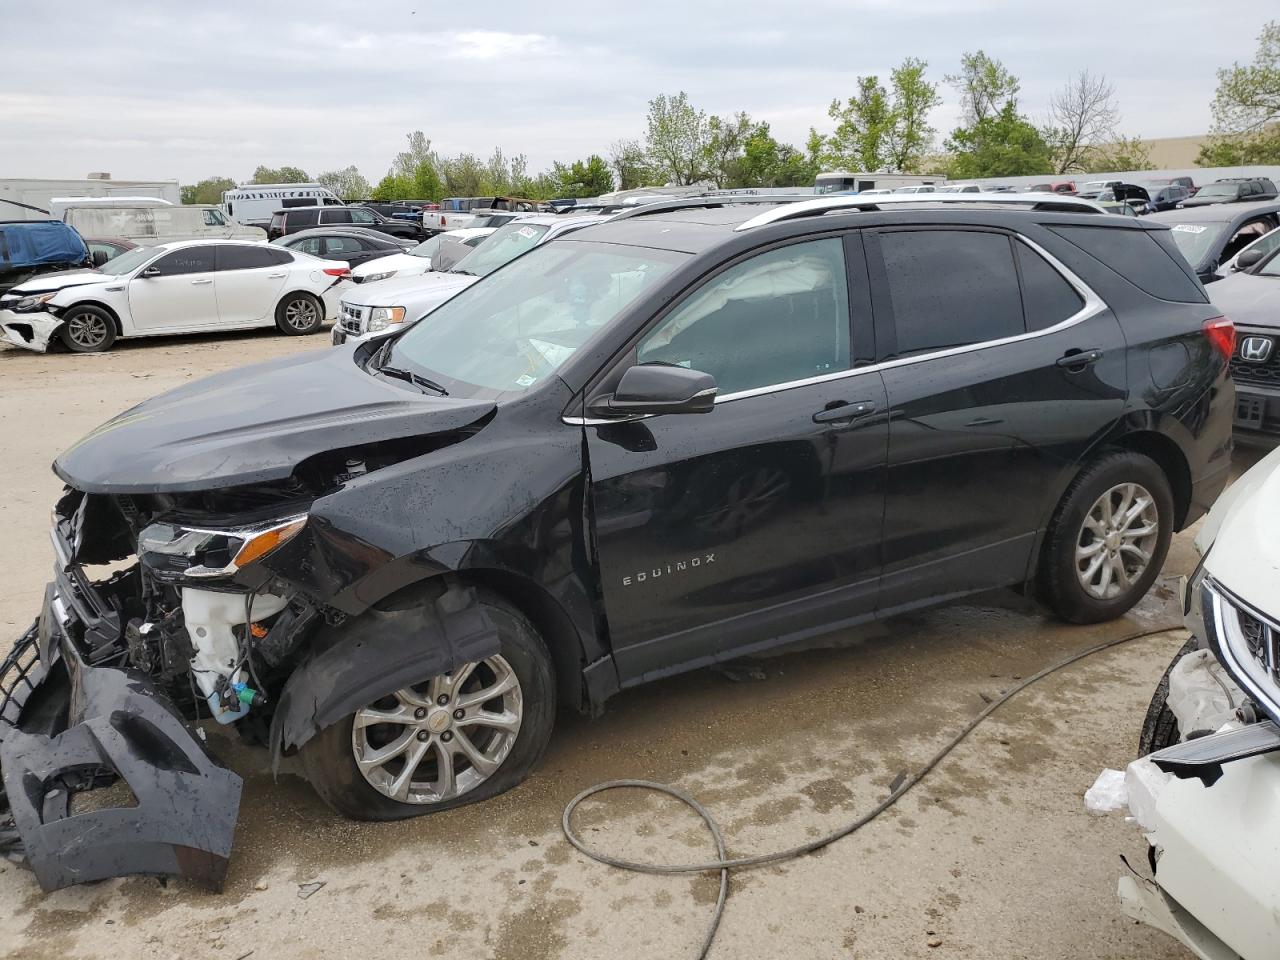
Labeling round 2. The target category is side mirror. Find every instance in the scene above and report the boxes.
[591,364,717,417]
[91,250,109,268]
[1236,248,1266,271]
[141,266,161,278]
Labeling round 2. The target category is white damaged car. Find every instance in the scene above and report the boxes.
[0,240,351,354]
[1119,445,1280,959]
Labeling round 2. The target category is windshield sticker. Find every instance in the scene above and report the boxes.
[1171,224,1207,234]
[515,374,537,387]
[527,338,577,367]
[517,226,539,240]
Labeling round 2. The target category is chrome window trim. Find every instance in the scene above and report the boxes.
[563,232,1106,422]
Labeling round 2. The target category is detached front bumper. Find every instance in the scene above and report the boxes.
[0,577,242,891]
[0,308,60,353]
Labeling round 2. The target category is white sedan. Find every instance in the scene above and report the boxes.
[350,227,495,284]
[0,239,351,353]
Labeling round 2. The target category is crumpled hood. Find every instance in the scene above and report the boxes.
[1208,272,1280,330]
[1203,445,1280,613]
[6,270,108,296]
[343,271,475,311]
[54,347,495,494]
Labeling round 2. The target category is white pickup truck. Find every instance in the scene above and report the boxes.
[335,214,606,345]
[423,196,542,233]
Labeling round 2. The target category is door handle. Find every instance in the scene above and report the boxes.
[267,272,287,278]
[813,400,877,424]
[1056,349,1102,369]
[190,278,214,285]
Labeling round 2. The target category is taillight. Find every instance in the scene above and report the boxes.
[323,267,351,278]
[1203,316,1236,361]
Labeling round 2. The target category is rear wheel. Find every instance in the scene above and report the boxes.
[300,593,555,820]
[1040,451,1174,623]
[275,292,323,336]
[58,305,116,353]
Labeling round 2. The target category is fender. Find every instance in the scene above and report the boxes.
[269,581,499,760]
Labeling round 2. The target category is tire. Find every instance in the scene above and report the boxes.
[1039,450,1175,624]
[57,305,117,353]
[1137,637,1199,756]
[300,590,556,821]
[275,292,324,336]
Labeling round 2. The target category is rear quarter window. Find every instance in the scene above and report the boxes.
[1049,225,1206,303]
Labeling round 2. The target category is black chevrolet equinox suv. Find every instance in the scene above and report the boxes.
[0,194,1234,890]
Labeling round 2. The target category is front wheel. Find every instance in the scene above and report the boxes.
[275,292,323,336]
[1039,451,1174,624]
[58,305,117,353]
[300,593,556,820]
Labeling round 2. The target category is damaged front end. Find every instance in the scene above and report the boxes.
[0,484,324,891]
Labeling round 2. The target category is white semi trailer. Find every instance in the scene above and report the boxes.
[0,176,181,221]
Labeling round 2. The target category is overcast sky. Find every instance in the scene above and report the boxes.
[1,1,1265,186]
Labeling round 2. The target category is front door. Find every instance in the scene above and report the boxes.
[127,246,220,331]
[865,226,1127,610]
[585,235,889,684]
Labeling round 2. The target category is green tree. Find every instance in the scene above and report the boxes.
[945,102,1053,178]
[317,166,372,201]
[438,153,488,197]
[180,176,235,205]
[1084,135,1152,173]
[644,91,708,185]
[609,139,653,191]
[820,76,893,172]
[946,50,1021,125]
[553,155,615,197]
[251,165,310,184]
[702,112,754,188]
[884,58,942,173]
[1197,20,1280,165]
[738,123,818,187]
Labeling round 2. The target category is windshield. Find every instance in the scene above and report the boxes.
[386,240,686,394]
[409,235,445,259]
[1166,222,1225,265]
[450,221,550,277]
[1195,183,1238,198]
[100,245,158,275]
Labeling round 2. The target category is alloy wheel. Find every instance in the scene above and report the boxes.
[66,313,110,349]
[1074,482,1159,600]
[350,655,523,805]
[284,297,319,331]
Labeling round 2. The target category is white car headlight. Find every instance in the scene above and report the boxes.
[367,306,407,332]
[363,271,396,284]
[12,292,57,313]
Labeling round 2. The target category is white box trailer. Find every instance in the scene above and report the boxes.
[0,177,180,221]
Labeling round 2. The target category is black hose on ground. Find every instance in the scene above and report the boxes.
[562,623,1183,960]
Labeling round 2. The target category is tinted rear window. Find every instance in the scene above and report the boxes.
[1015,241,1084,331]
[216,245,280,270]
[879,229,1024,356]
[1049,225,1206,303]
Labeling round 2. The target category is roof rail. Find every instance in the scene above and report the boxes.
[606,194,813,222]
[734,192,1108,231]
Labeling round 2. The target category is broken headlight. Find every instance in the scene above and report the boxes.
[137,515,307,580]
[11,292,58,313]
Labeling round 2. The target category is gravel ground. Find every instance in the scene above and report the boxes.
[0,329,1249,960]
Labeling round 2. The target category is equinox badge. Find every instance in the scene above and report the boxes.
[622,554,716,586]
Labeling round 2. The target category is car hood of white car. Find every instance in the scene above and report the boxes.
[1208,271,1280,330]
[7,270,113,296]
[342,271,477,310]
[352,253,430,279]
[1202,444,1280,612]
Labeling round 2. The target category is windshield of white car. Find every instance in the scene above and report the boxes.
[449,222,550,278]
[408,235,445,259]
[98,246,157,275]
[385,240,687,395]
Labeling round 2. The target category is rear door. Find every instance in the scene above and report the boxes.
[127,245,221,330]
[585,234,889,682]
[866,226,1127,610]
[213,245,290,324]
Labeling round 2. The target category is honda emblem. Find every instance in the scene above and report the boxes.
[1241,336,1274,363]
